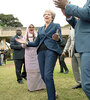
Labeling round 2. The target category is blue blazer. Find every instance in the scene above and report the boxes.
[65,0,90,53]
[27,22,62,55]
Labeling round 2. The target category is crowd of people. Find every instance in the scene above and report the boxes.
[1,0,89,100]
[0,47,7,66]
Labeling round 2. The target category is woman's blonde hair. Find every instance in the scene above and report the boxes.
[44,9,56,22]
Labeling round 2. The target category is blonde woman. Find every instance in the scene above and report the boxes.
[16,10,62,100]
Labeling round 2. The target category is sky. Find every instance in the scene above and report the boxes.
[0,0,86,27]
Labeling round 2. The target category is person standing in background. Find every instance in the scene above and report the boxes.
[3,49,7,64]
[10,28,26,84]
[62,27,81,89]
[23,24,45,91]
[0,49,2,66]
[58,37,69,74]
[0,47,4,65]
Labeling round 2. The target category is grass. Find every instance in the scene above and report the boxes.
[0,60,88,100]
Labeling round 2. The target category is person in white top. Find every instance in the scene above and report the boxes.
[24,24,45,91]
[62,27,81,89]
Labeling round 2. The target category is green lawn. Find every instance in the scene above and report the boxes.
[0,61,88,100]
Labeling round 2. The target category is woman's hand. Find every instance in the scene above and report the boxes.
[52,29,60,41]
[15,36,28,45]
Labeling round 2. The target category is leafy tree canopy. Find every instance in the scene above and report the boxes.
[0,14,23,27]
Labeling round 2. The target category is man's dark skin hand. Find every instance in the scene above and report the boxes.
[53,0,68,9]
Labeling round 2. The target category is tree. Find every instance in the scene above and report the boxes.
[0,14,23,27]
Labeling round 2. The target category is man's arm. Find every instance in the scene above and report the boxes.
[61,34,71,56]
[10,37,22,50]
[53,0,90,21]
[66,16,77,29]
[63,33,71,52]
[65,4,90,21]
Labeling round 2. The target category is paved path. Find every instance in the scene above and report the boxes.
[56,57,71,65]
[65,57,71,64]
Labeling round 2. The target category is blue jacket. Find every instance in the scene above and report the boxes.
[27,22,62,55]
[65,0,90,53]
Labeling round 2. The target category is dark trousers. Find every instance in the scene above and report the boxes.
[38,50,57,100]
[59,55,68,72]
[14,59,26,81]
[0,59,1,66]
[0,54,2,66]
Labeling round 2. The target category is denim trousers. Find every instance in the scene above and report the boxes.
[81,53,90,99]
[38,50,58,100]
